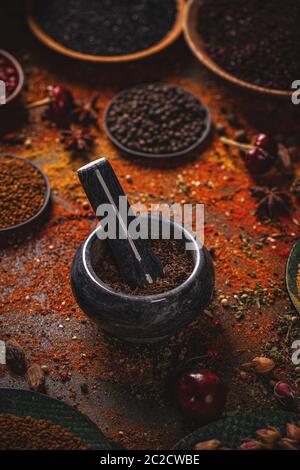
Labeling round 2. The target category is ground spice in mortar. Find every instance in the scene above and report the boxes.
[0,414,91,450]
[0,52,19,98]
[199,0,300,90]
[106,84,209,155]
[94,239,194,295]
[35,0,177,56]
[0,155,46,229]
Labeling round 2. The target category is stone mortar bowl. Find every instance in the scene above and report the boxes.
[71,215,214,343]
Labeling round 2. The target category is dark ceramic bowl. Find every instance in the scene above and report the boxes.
[0,388,112,450]
[71,215,214,343]
[104,84,211,159]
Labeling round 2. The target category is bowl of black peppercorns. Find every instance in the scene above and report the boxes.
[27,0,186,63]
[104,83,211,159]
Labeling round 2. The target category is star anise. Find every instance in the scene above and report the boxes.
[71,95,100,127]
[250,186,291,219]
[291,178,300,200]
[61,125,95,152]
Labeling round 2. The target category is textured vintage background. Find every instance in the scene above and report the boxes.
[0,1,300,449]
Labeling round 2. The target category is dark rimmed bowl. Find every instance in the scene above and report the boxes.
[71,215,214,343]
[286,239,300,315]
[173,409,300,449]
[0,155,51,245]
[0,388,112,450]
[0,49,24,105]
[104,83,211,159]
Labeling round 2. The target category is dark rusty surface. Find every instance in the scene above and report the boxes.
[0,2,300,450]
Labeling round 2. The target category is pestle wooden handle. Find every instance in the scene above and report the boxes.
[78,158,164,288]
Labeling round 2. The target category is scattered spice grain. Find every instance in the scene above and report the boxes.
[94,239,194,296]
[0,414,91,450]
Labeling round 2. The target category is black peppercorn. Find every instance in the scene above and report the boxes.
[106,83,210,156]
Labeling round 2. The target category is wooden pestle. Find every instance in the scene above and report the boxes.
[78,158,164,288]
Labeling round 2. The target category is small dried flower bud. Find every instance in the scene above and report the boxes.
[6,339,27,375]
[27,363,45,392]
[274,382,294,406]
[277,438,298,450]
[241,356,275,375]
[239,439,264,450]
[256,427,280,445]
[194,439,221,450]
[286,423,300,441]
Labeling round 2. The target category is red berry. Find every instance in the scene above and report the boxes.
[175,368,227,424]
[253,133,270,149]
[245,146,274,174]
[253,133,277,155]
[46,85,74,123]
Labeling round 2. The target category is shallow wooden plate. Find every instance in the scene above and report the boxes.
[27,0,186,63]
[184,0,292,99]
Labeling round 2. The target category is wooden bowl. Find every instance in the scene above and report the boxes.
[184,0,292,99]
[27,0,186,63]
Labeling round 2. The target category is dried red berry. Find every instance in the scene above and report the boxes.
[175,368,227,424]
[27,84,75,126]
[45,85,74,124]
[221,133,276,174]
[245,146,275,174]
